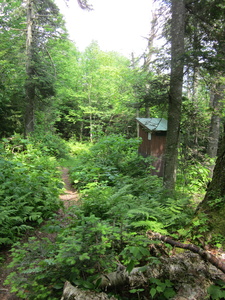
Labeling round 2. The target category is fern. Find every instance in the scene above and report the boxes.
[131,220,168,234]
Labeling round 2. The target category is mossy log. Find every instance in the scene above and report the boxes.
[61,251,225,300]
[147,231,225,274]
[60,281,117,300]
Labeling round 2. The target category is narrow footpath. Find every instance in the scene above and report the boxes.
[59,167,79,207]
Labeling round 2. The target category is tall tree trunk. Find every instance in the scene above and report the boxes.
[25,0,35,136]
[198,122,225,237]
[163,0,185,190]
[143,10,158,71]
[88,83,93,142]
[206,83,223,176]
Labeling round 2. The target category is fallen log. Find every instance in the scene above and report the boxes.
[147,231,225,274]
[60,281,117,300]
[61,233,225,300]
[61,252,225,300]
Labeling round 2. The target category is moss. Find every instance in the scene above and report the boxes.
[174,247,186,254]
[210,205,225,237]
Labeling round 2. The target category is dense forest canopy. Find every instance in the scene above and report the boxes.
[1,0,225,299]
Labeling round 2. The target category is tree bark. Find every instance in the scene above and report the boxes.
[25,0,35,136]
[61,281,117,300]
[61,251,225,300]
[163,0,185,190]
[197,122,225,236]
[206,83,224,177]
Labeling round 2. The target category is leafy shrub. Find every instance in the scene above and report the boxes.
[89,134,152,177]
[149,278,176,299]
[5,213,119,299]
[30,131,70,159]
[4,135,195,299]
[67,140,91,156]
[80,182,193,234]
[208,280,225,300]
[0,141,63,246]
[177,155,211,196]
[70,134,152,189]
[68,135,193,234]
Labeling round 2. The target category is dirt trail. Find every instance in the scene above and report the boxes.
[59,167,79,207]
[0,167,79,300]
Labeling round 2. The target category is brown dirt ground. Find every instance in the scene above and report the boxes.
[0,167,79,300]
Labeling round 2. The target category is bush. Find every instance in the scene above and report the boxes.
[5,213,118,299]
[30,132,70,159]
[4,135,195,299]
[0,140,63,246]
[70,135,152,189]
[68,134,193,233]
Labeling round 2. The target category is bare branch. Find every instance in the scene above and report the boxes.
[147,231,225,274]
[77,0,93,11]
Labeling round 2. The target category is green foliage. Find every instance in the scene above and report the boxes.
[120,235,152,271]
[4,136,195,299]
[66,141,91,157]
[177,155,211,196]
[0,137,63,245]
[30,131,70,159]
[210,234,225,249]
[208,280,225,300]
[78,177,192,235]
[187,213,210,245]
[5,213,118,299]
[70,135,193,234]
[149,278,176,299]
[70,134,153,189]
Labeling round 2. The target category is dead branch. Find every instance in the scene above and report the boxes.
[147,231,225,274]
[61,251,225,300]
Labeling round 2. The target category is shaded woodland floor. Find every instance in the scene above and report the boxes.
[2,169,225,299]
[0,168,79,300]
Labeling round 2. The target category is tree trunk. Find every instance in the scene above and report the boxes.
[206,83,223,177]
[163,0,185,190]
[207,91,220,158]
[143,10,158,71]
[198,122,225,236]
[25,0,36,136]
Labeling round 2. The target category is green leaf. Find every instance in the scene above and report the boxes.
[139,246,150,257]
[163,287,176,299]
[208,285,223,299]
[138,265,148,272]
[79,253,90,261]
[150,287,157,298]
[126,260,135,274]
[156,285,165,293]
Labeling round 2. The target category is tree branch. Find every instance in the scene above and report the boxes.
[77,0,93,10]
[147,231,225,274]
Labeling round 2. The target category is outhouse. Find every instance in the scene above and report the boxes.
[136,118,168,177]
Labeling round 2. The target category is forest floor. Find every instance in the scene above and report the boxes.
[0,167,79,300]
[1,170,225,299]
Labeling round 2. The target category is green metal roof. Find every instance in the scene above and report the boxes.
[136,118,168,131]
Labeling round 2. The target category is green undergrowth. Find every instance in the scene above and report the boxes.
[5,135,197,299]
[0,135,64,246]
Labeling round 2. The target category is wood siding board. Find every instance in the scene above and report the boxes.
[138,124,167,177]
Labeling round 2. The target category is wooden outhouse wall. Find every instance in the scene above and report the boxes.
[138,125,167,177]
